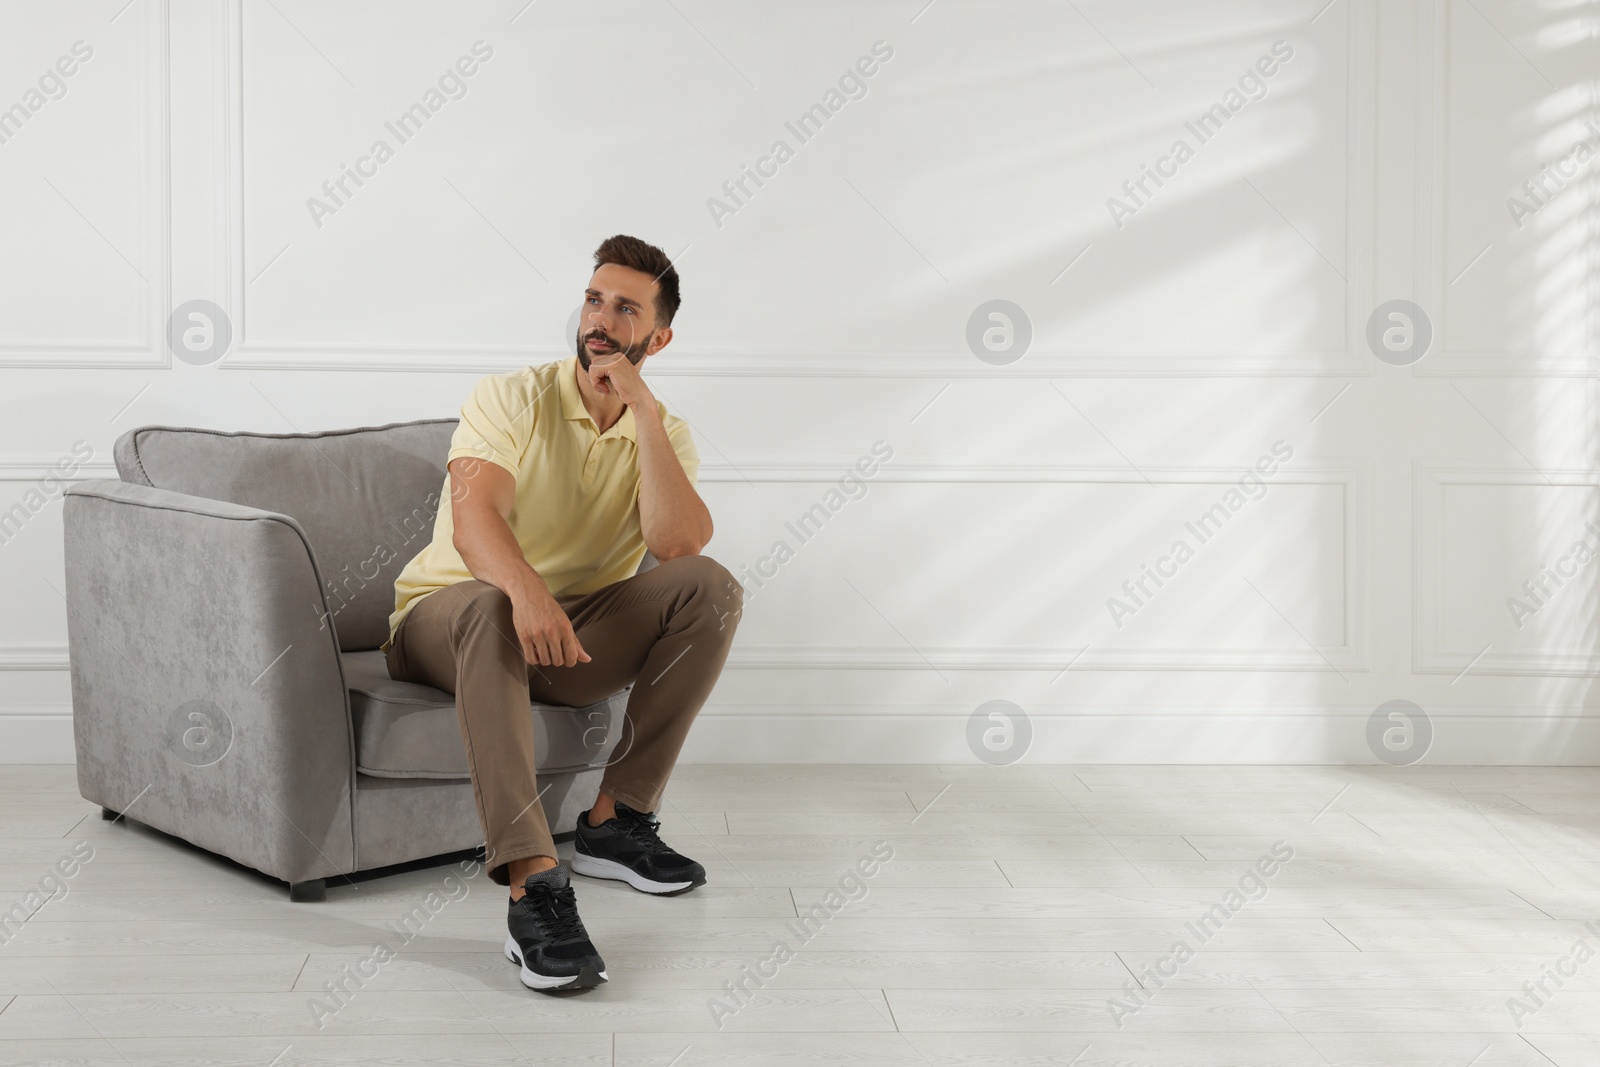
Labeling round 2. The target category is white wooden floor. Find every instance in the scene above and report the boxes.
[3,763,1600,1065]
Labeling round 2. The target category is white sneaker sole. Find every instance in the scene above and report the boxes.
[569,852,696,894]
[503,934,607,990]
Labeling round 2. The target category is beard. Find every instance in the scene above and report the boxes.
[576,326,651,371]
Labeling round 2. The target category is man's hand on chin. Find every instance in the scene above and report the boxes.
[588,353,654,410]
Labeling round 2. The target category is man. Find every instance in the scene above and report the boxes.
[382,234,743,991]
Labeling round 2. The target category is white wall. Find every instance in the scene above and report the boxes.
[3,0,1596,763]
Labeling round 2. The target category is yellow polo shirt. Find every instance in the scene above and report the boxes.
[384,355,699,649]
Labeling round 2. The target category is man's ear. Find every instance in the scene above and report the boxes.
[646,326,673,357]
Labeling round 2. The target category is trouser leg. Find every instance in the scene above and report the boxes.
[531,554,744,814]
[385,555,743,887]
[385,579,555,888]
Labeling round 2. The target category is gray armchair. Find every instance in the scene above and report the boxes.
[63,419,636,900]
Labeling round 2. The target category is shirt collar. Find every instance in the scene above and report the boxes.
[558,354,635,441]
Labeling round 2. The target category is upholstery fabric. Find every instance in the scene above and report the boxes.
[343,650,628,779]
[64,480,355,884]
[65,420,645,891]
[351,767,604,873]
[113,420,456,652]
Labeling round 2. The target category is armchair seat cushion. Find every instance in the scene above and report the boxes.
[342,651,625,780]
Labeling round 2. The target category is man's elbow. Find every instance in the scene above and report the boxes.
[653,525,713,563]
[653,540,708,563]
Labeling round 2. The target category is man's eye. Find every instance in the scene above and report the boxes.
[623,306,634,314]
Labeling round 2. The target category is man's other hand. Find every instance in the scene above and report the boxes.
[449,455,591,669]
[512,581,591,668]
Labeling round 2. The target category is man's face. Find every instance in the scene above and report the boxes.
[576,263,666,371]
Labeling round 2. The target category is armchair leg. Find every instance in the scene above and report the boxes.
[289,879,326,903]
[100,807,120,821]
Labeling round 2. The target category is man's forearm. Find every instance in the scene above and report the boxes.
[633,402,712,559]
[454,507,548,602]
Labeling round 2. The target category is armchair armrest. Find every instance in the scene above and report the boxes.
[63,480,356,886]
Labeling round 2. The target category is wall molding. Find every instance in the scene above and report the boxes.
[9,458,1369,674]
[693,459,1365,484]
[0,648,68,671]
[725,644,1365,672]
[1413,0,1596,377]
[1414,462,1600,675]
[215,0,1378,378]
[0,458,116,482]
[218,347,1378,377]
[678,708,1600,763]
[10,705,1600,765]
[3,642,1367,674]
[0,0,170,369]
[721,461,1371,673]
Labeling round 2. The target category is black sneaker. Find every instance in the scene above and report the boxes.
[570,802,707,895]
[504,866,607,990]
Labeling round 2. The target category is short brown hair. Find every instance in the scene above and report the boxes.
[593,234,681,328]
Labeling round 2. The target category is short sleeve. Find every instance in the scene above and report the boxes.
[664,415,700,487]
[447,373,528,478]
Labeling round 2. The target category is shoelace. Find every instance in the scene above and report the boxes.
[521,882,588,942]
[614,809,674,855]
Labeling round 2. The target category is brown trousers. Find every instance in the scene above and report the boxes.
[384,554,743,887]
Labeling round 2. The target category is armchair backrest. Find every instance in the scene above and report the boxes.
[113,420,456,652]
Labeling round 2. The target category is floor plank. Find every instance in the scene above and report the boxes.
[5,763,1599,1059]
